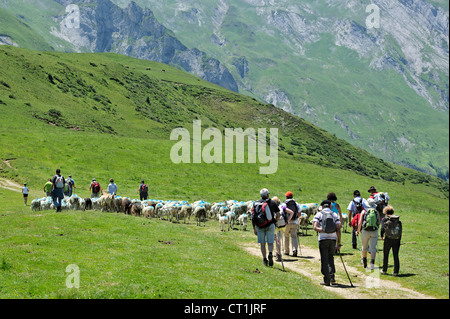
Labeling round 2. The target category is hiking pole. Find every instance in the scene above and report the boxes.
[278,229,286,272]
[296,227,302,256]
[339,250,354,287]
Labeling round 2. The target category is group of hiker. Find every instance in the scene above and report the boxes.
[38,169,149,212]
[251,186,402,286]
[26,168,402,286]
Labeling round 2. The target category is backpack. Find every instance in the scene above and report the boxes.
[353,199,363,214]
[373,192,389,213]
[322,209,337,233]
[55,176,64,188]
[284,199,298,222]
[92,182,100,193]
[252,200,273,229]
[384,215,402,239]
[140,184,148,194]
[363,208,379,231]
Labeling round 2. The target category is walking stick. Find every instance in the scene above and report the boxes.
[278,229,286,272]
[339,250,354,287]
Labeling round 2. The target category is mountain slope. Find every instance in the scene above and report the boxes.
[0,45,447,199]
[109,0,449,180]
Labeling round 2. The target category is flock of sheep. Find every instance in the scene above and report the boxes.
[30,193,320,232]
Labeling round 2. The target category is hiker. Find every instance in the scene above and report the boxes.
[381,205,402,276]
[90,178,101,198]
[347,190,367,249]
[368,186,389,218]
[313,200,341,286]
[273,196,295,262]
[43,179,52,196]
[252,188,280,267]
[63,180,72,197]
[22,183,29,206]
[327,192,342,220]
[356,198,381,270]
[283,191,301,257]
[139,180,149,201]
[51,169,65,212]
[66,175,75,196]
[107,178,118,195]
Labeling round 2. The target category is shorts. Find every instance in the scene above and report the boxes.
[23,194,28,198]
[257,223,275,244]
[361,229,379,254]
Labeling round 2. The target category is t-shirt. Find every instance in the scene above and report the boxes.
[347,197,367,214]
[44,182,52,193]
[107,183,117,195]
[22,187,29,194]
[312,208,341,241]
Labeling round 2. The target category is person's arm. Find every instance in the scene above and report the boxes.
[356,211,365,235]
[348,210,353,226]
[313,221,322,233]
[285,208,294,223]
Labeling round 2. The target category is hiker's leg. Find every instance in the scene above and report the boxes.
[352,228,357,248]
[328,239,337,280]
[319,240,331,284]
[260,243,267,259]
[284,224,291,254]
[392,238,401,274]
[291,224,298,253]
[382,239,392,272]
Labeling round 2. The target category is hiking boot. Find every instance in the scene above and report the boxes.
[263,258,268,267]
[320,281,331,286]
[268,253,273,267]
[276,253,282,262]
[369,260,375,270]
[330,278,337,285]
[292,250,298,257]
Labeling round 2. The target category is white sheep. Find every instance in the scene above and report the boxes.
[341,213,348,233]
[30,198,42,211]
[238,213,248,231]
[219,215,228,232]
[179,204,193,224]
[142,205,155,218]
[225,211,236,230]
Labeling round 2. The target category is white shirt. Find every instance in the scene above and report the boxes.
[107,183,117,195]
[313,208,341,241]
[22,186,29,194]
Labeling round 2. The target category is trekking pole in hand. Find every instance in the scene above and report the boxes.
[339,248,354,287]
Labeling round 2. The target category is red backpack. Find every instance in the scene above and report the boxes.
[92,182,100,193]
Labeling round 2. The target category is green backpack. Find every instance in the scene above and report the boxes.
[363,208,379,231]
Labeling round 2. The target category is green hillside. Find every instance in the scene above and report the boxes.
[0,46,448,299]
[0,45,447,197]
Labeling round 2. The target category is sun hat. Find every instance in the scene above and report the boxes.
[366,198,377,208]
[368,186,377,193]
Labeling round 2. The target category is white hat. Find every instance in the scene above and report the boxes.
[260,188,270,198]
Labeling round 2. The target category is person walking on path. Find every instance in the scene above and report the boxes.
[51,169,65,212]
[313,200,341,286]
[380,205,402,276]
[347,190,367,249]
[139,180,149,201]
[356,198,381,270]
[66,175,75,196]
[273,196,295,262]
[283,191,301,257]
[252,188,280,267]
[43,179,52,197]
[90,178,101,198]
[22,183,29,206]
[107,178,118,195]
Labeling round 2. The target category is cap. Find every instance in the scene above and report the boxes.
[260,188,270,198]
[285,191,293,198]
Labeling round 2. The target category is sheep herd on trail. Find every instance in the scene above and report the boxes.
[29,192,320,233]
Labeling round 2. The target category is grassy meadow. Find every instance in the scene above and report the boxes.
[0,46,448,299]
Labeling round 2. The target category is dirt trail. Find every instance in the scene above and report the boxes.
[243,244,434,299]
[0,177,22,192]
